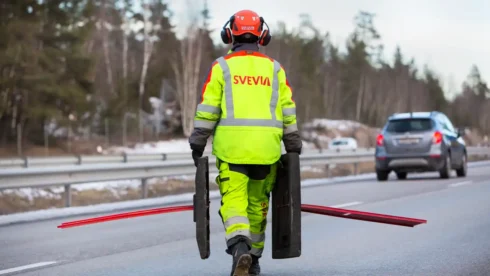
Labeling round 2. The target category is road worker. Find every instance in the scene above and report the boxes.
[188,9,302,276]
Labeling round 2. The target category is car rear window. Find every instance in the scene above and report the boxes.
[332,140,348,145]
[386,119,433,133]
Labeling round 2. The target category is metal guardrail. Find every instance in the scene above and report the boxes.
[0,148,375,168]
[0,151,375,189]
[0,147,489,208]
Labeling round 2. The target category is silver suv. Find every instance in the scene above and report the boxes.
[375,112,467,181]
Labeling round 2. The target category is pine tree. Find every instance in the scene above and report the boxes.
[0,0,95,152]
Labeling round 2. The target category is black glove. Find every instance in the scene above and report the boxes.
[190,144,205,167]
[286,147,302,155]
[192,150,203,167]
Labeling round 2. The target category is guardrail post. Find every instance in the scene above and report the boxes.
[23,157,28,168]
[64,184,72,207]
[141,179,148,198]
[353,163,359,175]
[325,164,331,178]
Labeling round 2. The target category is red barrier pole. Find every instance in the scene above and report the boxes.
[301,204,427,227]
[57,204,426,229]
[57,205,193,229]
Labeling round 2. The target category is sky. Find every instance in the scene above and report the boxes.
[165,0,490,99]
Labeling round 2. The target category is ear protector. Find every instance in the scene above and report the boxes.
[220,15,272,46]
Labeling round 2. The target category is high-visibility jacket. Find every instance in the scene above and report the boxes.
[192,47,298,165]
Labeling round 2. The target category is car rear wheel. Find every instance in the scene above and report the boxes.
[396,172,407,180]
[439,154,451,179]
[456,154,467,177]
[376,170,389,181]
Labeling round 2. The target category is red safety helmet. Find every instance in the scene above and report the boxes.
[220,10,271,46]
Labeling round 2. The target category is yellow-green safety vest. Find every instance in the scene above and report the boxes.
[194,50,298,165]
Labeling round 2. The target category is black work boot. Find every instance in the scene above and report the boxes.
[227,236,252,276]
[248,255,261,275]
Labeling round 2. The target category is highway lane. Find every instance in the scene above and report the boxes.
[1,164,490,275]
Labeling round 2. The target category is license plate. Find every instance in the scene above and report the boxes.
[398,138,419,145]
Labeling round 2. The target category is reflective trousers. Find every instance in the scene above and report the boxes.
[216,158,277,257]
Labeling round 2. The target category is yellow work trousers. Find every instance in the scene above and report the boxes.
[216,158,277,257]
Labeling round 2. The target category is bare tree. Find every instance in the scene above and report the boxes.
[120,1,132,108]
[99,0,115,97]
[171,4,204,137]
[137,1,159,141]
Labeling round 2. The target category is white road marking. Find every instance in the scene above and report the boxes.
[449,181,473,188]
[331,201,363,208]
[0,262,57,275]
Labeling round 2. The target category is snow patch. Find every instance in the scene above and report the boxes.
[105,139,194,155]
[302,119,362,131]
[301,166,324,173]
[2,189,62,201]
[301,118,382,149]
[1,173,220,200]
[73,179,142,191]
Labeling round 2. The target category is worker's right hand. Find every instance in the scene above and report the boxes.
[190,143,205,167]
[286,147,302,155]
[192,150,203,167]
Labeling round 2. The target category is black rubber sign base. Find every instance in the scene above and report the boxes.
[271,152,302,259]
[193,156,210,259]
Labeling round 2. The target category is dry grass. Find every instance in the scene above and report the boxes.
[0,191,63,215]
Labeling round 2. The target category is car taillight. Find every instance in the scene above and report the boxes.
[433,131,442,144]
[376,134,384,146]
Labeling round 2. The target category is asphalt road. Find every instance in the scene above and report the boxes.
[1,164,490,276]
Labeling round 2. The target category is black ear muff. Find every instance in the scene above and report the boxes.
[258,17,272,46]
[220,28,232,44]
[259,29,271,46]
[220,15,235,44]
